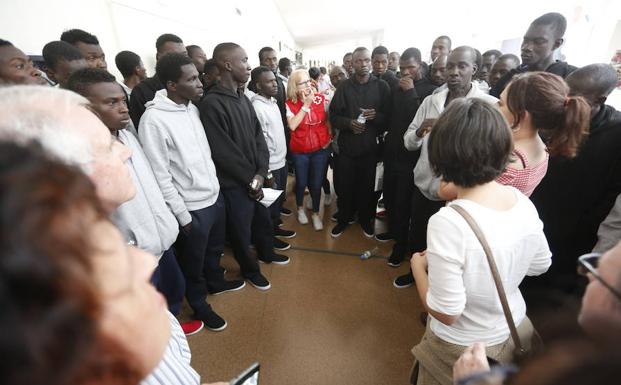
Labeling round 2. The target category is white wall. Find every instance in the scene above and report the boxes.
[300,0,621,68]
[1,0,297,80]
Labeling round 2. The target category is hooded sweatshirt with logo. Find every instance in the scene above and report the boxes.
[138,89,220,226]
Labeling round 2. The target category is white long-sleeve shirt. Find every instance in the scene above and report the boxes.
[251,94,287,171]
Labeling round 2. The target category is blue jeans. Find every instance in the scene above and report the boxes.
[291,148,330,212]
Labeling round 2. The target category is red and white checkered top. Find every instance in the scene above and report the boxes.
[496,148,549,197]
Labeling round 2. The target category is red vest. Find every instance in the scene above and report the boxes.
[286,93,331,154]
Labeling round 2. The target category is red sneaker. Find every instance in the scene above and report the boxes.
[181,320,204,336]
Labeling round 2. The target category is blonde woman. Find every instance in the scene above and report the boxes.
[286,69,331,230]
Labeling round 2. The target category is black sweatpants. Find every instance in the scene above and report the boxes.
[383,163,415,261]
[335,151,377,226]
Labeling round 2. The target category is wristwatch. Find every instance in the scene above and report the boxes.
[301,106,310,113]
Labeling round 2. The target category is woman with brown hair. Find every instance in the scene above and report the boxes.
[496,71,590,196]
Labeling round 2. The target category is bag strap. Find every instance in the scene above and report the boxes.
[450,204,524,354]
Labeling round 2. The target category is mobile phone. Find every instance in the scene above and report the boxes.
[229,362,260,385]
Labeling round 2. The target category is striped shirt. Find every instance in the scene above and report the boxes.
[496,148,549,197]
[140,312,200,385]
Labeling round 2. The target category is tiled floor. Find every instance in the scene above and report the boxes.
[182,183,425,385]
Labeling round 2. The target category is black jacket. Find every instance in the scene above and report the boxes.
[199,85,269,189]
[531,104,621,276]
[490,61,577,98]
[329,75,391,157]
[129,74,164,128]
[385,77,437,170]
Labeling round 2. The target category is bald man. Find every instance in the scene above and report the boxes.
[530,63,621,301]
[199,42,288,292]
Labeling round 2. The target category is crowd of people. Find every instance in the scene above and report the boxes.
[1,9,621,385]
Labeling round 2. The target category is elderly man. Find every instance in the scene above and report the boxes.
[0,86,224,385]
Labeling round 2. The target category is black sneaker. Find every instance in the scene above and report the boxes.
[393,272,415,288]
[199,310,227,332]
[209,279,246,295]
[331,212,339,222]
[248,273,271,290]
[274,227,296,238]
[274,217,283,227]
[361,222,374,238]
[280,207,292,216]
[375,232,394,242]
[259,253,290,265]
[331,222,347,238]
[387,254,402,268]
[273,237,291,251]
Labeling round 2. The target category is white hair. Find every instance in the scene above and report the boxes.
[0,85,94,170]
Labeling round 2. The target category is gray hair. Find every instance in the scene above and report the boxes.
[0,85,94,170]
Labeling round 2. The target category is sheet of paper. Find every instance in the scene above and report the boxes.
[259,188,283,207]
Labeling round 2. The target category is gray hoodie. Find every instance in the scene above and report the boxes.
[138,89,220,226]
[111,129,179,259]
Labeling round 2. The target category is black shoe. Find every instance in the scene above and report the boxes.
[361,222,374,238]
[331,222,347,238]
[274,217,283,227]
[199,310,227,332]
[280,207,292,216]
[387,254,402,268]
[393,272,415,288]
[331,212,339,222]
[375,232,394,242]
[259,253,290,265]
[377,198,385,208]
[248,273,271,290]
[273,237,291,251]
[274,227,296,238]
[209,279,246,295]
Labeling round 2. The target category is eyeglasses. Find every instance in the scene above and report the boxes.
[296,79,311,86]
[577,253,621,302]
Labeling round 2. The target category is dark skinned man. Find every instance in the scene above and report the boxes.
[429,54,448,87]
[395,46,498,288]
[329,47,390,238]
[379,47,437,269]
[42,40,88,88]
[0,39,47,85]
[487,54,520,90]
[129,33,188,127]
[490,12,577,97]
[61,28,107,70]
[200,43,289,292]
[430,35,451,63]
[529,64,621,307]
[477,49,502,84]
[343,52,354,77]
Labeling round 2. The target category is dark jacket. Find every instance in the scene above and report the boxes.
[490,61,577,98]
[329,75,391,157]
[531,104,621,277]
[385,77,437,170]
[199,85,269,189]
[129,74,164,128]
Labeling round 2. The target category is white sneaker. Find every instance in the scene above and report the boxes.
[324,193,332,206]
[297,208,309,224]
[312,213,323,231]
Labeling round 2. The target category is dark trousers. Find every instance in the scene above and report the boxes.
[336,151,377,226]
[269,165,287,227]
[383,163,415,261]
[291,148,330,212]
[408,186,444,252]
[151,246,185,315]
[176,194,226,318]
[223,187,272,277]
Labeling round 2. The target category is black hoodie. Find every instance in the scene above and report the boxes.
[490,61,577,98]
[199,85,269,190]
[531,104,621,277]
[129,74,164,128]
[329,74,391,157]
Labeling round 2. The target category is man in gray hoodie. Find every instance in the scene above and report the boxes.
[66,67,208,336]
[139,53,244,332]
